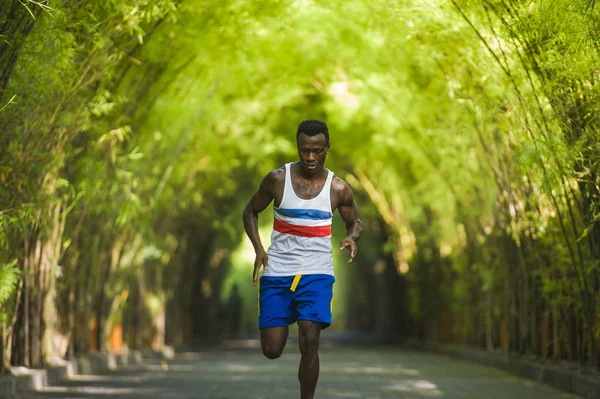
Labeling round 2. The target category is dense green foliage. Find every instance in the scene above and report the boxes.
[0,0,598,372]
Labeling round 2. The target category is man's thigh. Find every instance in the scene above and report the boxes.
[293,274,335,328]
[259,276,295,328]
[298,320,322,347]
[260,326,289,352]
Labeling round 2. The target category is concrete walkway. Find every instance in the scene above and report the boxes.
[19,340,580,398]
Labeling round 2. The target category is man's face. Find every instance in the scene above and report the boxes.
[297,132,329,175]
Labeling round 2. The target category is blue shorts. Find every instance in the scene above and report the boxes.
[258,274,335,329]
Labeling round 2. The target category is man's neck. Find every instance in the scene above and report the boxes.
[293,162,326,180]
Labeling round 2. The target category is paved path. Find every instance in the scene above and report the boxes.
[21,341,580,399]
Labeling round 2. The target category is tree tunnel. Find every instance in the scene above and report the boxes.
[0,0,599,374]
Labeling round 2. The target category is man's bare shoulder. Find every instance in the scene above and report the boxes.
[259,166,285,193]
[332,175,353,203]
[266,166,285,184]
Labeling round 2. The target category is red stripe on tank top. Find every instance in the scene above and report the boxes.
[273,219,331,238]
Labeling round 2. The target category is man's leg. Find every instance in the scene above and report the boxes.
[260,326,289,359]
[298,320,322,399]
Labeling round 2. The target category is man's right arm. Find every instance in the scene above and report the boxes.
[242,171,276,285]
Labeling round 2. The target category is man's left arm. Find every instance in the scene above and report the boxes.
[337,181,363,263]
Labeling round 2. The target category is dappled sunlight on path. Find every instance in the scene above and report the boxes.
[20,341,581,398]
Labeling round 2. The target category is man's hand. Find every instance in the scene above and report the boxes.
[340,237,357,263]
[253,250,268,285]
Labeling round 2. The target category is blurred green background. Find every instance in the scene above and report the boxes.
[1,0,599,371]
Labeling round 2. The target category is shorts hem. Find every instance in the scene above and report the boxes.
[259,322,290,329]
[297,318,332,329]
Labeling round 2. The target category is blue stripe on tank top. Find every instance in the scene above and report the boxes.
[275,208,333,220]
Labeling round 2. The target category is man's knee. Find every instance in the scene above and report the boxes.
[260,326,288,359]
[299,334,319,355]
[298,321,321,355]
[262,344,284,359]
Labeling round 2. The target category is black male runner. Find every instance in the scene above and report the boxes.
[242,119,363,399]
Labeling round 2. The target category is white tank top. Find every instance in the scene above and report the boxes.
[265,163,334,276]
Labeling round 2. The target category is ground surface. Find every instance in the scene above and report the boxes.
[20,339,580,399]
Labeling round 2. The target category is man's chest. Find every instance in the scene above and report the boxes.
[274,177,338,210]
[292,177,326,199]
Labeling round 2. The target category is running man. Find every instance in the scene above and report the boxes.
[242,120,363,399]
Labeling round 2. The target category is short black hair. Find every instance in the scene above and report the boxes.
[296,120,329,144]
